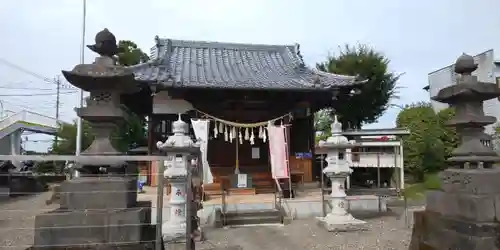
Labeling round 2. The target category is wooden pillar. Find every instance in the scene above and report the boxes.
[147,116,155,186]
[308,113,315,183]
[376,152,381,188]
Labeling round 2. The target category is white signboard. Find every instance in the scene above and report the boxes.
[237,174,247,188]
[251,147,260,159]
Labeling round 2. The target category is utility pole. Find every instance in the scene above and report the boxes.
[76,0,87,159]
[55,76,61,146]
[54,76,62,174]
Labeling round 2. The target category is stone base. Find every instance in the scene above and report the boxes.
[28,241,156,250]
[34,207,150,247]
[316,213,366,232]
[162,221,186,242]
[59,177,137,210]
[410,210,500,250]
[439,168,500,195]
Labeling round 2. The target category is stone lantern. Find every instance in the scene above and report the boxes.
[156,114,200,241]
[316,115,365,231]
[32,29,154,249]
[62,28,139,173]
[410,54,500,249]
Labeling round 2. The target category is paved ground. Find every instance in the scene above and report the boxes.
[192,216,412,250]
[0,192,58,250]
[0,189,415,250]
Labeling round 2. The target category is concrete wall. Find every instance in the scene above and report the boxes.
[351,153,400,168]
[0,135,12,155]
[198,195,388,226]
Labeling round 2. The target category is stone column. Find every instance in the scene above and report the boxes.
[157,114,199,242]
[316,115,365,232]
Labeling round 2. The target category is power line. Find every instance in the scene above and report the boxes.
[0,86,57,91]
[3,99,55,109]
[0,91,77,97]
[0,57,52,83]
[0,57,75,89]
[2,100,52,110]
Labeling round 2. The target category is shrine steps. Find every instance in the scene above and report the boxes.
[204,171,276,197]
[253,176,276,194]
[223,209,283,227]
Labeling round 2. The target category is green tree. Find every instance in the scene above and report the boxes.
[51,120,94,155]
[436,108,459,158]
[117,40,149,66]
[396,102,449,181]
[316,44,401,130]
[51,40,148,154]
[314,108,333,143]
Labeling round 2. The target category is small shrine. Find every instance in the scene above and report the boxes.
[121,36,365,197]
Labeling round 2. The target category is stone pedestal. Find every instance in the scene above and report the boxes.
[410,169,500,250]
[161,177,187,241]
[316,115,365,232]
[33,177,153,248]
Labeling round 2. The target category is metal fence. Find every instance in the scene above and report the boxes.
[0,154,198,250]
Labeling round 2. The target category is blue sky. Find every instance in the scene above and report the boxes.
[0,0,499,151]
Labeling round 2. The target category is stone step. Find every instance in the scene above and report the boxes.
[227,188,256,195]
[204,189,223,196]
[256,188,275,194]
[224,210,282,226]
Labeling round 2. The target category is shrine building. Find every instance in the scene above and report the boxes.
[122,37,363,197]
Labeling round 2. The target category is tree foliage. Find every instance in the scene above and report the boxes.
[50,40,148,154]
[314,108,333,143]
[117,40,150,66]
[316,44,400,129]
[436,108,459,157]
[51,120,94,155]
[396,102,457,181]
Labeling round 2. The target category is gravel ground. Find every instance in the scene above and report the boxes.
[0,190,415,250]
[0,192,58,250]
[193,216,412,250]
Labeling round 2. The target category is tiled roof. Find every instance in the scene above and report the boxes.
[128,38,358,90]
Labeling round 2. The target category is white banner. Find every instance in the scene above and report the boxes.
[190,119,213,184]
[268,124,289,179]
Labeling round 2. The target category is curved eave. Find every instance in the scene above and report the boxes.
[128,67,359,91]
